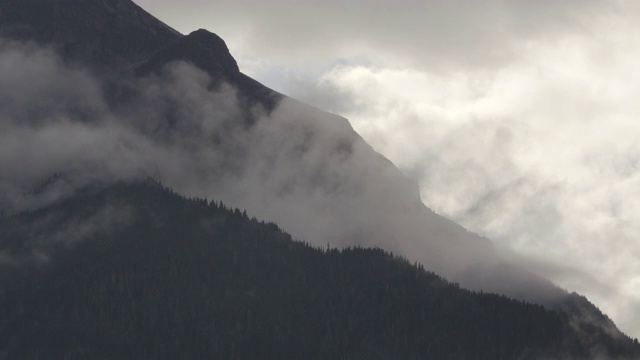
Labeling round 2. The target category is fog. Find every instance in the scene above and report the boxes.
[0,39,572,312]
[133,0,640,338]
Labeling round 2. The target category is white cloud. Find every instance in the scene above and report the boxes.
[138,0,605,71]
[298,8,640,337]
[134,0,640,337]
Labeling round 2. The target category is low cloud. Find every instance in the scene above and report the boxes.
[0,40,478,280]
[0,33,633,343]
[138,0,640,340]
[138,0,606,73]
[301,14,640,337]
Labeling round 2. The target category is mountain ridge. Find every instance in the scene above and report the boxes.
[0,0,181,70]
[133,27,281,110]
[135,29,239,76]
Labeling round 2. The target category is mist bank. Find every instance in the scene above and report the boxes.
[0,39,587,310]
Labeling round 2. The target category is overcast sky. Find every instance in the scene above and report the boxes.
[137,0,640,338]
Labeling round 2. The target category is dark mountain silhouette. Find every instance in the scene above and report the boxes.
[1,181,638,359]
[136,29,240,76]
[0,0,180,71]
[0,0,637,357]
[135,28,280,110]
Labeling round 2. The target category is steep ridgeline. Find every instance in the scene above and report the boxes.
[0,0,181,71]
[0,181,638,359]
[0,0,634,345]
[134,28,280,110]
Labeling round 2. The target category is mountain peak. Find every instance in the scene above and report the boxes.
[182,28,240,73]
[135,28,240,78]
[189,28,225,41]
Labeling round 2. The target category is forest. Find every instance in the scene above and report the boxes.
[0,180,638,359]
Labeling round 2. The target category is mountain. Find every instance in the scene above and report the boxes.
[0,0,637,356]
[0,0,497,294]
[134,28,281,110]
[0,0,180,71]
[1,180,638,359]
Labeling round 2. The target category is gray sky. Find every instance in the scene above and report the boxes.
[137,0,640,338]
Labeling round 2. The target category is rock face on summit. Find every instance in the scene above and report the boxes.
[136,29,240,76]
[135,28,280,109]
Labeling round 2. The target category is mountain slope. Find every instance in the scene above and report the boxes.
[1,181,638,359]
[0,0,180,71]
[0,0,634,346]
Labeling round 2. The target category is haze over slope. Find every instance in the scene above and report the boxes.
[0,37,500,295]
[0,0,630,339]
[135,0,640,338]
